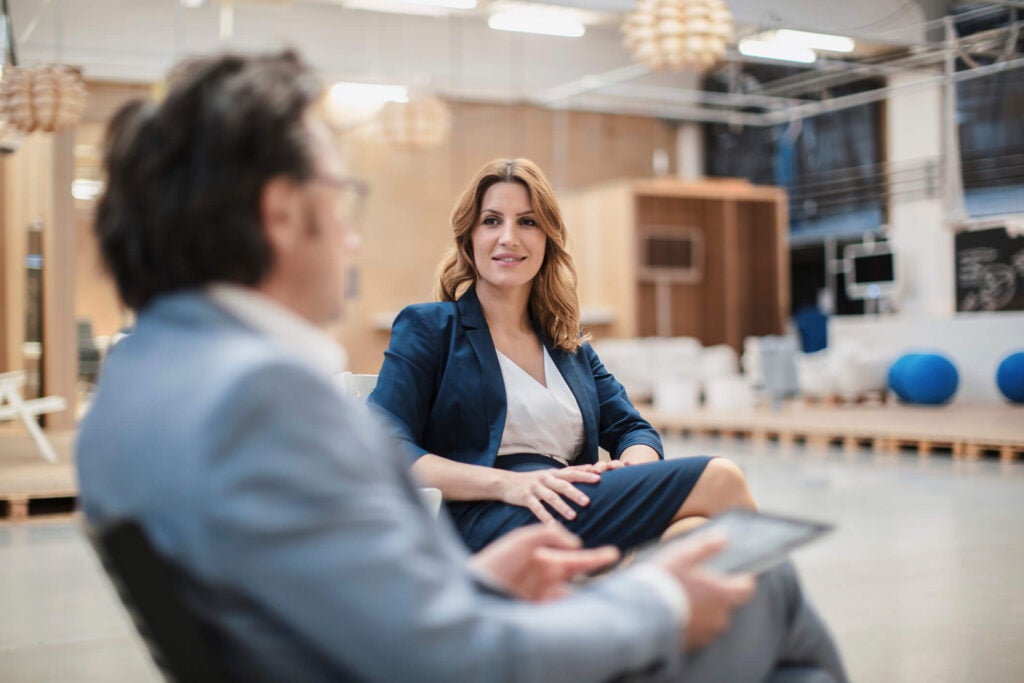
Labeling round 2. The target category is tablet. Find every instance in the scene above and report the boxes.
[636,509,834,575]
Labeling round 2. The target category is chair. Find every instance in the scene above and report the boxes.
[337,372,444,517]
[0,370,67,463]
[86,519,233,683]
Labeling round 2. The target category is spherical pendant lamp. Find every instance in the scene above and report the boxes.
[378,96,452,150]
[0,64,88,134]
[622,0,734,71]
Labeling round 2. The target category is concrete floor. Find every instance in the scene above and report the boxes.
[1,437,1022,682]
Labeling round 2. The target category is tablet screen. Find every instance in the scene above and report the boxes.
[636,509,834,575]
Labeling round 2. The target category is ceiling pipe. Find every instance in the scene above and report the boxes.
[537,52,1024,127]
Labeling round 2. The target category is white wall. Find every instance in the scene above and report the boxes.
[9,0,633,99]
[830,69,1024,405]
[831,312,1024,403]
[885,68,957,318]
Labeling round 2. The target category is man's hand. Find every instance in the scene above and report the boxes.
[470,524,620,602]
[651,534,755,651]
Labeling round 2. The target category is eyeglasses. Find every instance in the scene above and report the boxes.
[312,174,370,232]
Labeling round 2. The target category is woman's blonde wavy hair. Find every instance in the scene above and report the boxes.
[435,158,588,352]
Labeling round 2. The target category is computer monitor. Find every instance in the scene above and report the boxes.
[843,241,896,300]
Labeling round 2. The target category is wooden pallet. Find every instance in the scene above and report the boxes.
[0,427,78,522]
[0,491,77,521]
[642,402,1024,462]
[962,442,1024,462]
[801,391,888,408]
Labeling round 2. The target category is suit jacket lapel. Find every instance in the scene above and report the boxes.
[456,288,507,462]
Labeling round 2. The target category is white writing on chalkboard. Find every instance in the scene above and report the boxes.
[958,249,1018,311]
[955,227,1024,313]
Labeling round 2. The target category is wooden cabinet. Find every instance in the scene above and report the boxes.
[560,178,789,353]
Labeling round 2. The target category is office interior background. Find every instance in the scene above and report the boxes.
[1,0,1023,681]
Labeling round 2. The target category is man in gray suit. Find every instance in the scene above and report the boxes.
[77,50,846,683]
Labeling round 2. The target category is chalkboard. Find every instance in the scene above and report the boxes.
[955,227,1024,312]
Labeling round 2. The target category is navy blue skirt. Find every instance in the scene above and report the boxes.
[446,454,714,553]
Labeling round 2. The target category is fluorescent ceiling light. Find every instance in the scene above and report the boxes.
[326,81,408,126]
[488,11,585,38]
[738,39,816,64]
[344,0,475,16]
[771,29,855,54]
[72,179,104,201]
[394,0,475,7]
[329,82,408,105]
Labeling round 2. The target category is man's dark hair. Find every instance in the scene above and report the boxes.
[95,50,323,310]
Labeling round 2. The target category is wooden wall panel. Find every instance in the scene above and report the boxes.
[0,83,154,424]
[668,284,705,338]
[751,200,788,335]
[562,182,636,339]
[701,199,727,347]
[1,136,52,395]
[634,195,717,340]
[33,84,681,376]
[0,132,77,424]
[72,121,126,340]
[562,178,787,354]
[0,159,13,371]
[735,202,756,343]
[343,101,679,372]
[636,282,657,337]
[42,132,78,429]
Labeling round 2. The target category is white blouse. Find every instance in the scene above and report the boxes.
[495,347,585,465]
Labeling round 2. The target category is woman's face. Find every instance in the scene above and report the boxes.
[470,181,547,296]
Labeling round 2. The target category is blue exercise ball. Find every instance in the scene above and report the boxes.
[996,352,1024,404]
[888,353,959,405]
[887,354,918,402]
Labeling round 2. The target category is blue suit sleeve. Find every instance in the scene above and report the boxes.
[584,343,665,460]
[368,306,440,463]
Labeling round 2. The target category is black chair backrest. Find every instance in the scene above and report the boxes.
[88,520,231,683]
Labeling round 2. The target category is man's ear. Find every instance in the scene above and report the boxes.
[260,176,305,253]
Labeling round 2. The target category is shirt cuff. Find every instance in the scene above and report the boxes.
[626,564,690,627]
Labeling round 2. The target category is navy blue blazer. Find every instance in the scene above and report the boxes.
[369,287,663,468]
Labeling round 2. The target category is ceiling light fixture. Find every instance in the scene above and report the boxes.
[72,178,104,201]
[771,29,855,54]
[738,38,816,64]
[325,81,409,127]
[379,95,452,150]
[344,0,476,17]
[0,64,89,133]
[488,10,586,38]
[622,0,734,71]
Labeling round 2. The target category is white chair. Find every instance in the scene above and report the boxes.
[335,372,378,402]
[0,370,67,463]
[704,376,756,411]
[337,372,443,517]
[652,377,701,413]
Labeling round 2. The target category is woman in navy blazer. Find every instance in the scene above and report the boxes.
[370,158,756,552]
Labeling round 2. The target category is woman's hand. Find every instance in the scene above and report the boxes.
[499,467,602,523]
[573,460,628,475]
[619,444,661,465]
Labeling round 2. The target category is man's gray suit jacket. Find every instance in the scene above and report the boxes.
[76,292,685,683]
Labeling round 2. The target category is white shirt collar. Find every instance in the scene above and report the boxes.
[206,284,347,376]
